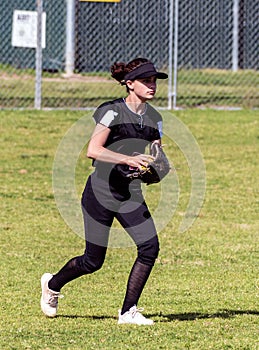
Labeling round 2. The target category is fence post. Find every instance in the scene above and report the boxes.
[35,0,43,109]
[173,0,179,110]
[65,0,75,76]
[232,0,239,71]
[168,0,174,110]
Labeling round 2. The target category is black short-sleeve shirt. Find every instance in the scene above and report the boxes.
[92,98,163,181]
[93,98,161,153]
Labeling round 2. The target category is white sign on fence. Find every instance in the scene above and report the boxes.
[12,10,46,48]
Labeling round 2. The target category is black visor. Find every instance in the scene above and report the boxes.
[124,62,168,81]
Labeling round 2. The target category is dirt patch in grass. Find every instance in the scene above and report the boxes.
[0,72,111,83]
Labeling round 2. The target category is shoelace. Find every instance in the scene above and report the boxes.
[130,307,145,318]
[48,291,63,307]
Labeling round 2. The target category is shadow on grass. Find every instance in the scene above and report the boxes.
[152,310,259,322]
[57,310,258,322]
[57,314,117,320]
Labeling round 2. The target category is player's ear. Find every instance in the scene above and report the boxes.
[125,80,134,91]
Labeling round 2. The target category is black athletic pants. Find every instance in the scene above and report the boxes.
[49,172,159,312]
[79,173,159,269]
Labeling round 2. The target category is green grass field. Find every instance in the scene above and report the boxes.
[1,65,259,108]
[1,109,258,349]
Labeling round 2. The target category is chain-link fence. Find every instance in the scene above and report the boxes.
[0,0,258,109]
[175,0,259,108]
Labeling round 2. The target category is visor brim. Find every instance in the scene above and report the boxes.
[131,71,168,80]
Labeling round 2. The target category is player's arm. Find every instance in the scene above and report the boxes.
[87,123,153,169]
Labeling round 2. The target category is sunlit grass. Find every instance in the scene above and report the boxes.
[0,109,258,349]
[0,68,258,108]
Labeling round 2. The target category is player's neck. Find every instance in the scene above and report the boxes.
[125,96,146,115]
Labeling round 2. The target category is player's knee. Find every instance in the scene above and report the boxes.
[78,254,105,274]
[137,235,160,266]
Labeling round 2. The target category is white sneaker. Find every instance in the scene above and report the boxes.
[118,305,154,325]
[40,273,63,317]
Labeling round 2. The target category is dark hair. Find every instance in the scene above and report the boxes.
[111,58,149,85]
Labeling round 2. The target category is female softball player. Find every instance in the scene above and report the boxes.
[40,57,168,325]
